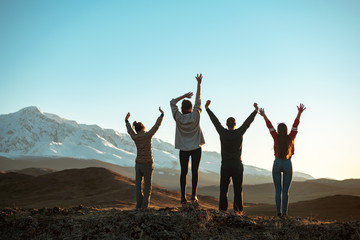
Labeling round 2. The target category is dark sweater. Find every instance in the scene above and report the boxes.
[206,108,257,165]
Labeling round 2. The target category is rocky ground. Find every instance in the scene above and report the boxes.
[1,204,360,240]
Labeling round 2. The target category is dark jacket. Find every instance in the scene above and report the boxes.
[206,108,257,165]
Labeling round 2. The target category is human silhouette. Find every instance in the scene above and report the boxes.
[125,107,164,209]
[170,73,205,204]
[205,100,258,213]
[258,104,306,217]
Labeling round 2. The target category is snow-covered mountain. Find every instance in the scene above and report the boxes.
[0,106,313,179]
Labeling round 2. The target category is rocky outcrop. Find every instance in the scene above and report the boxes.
[1,204,359,240]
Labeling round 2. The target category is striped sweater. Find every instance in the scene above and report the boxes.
[126,114,163,164]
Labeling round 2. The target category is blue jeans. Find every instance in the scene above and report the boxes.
[272,158,293,215]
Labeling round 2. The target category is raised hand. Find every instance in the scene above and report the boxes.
[173,91,193,103]
[125,112,130,121]
[195,73,203,84]
[254,103,259,112]
[297,103,306,114]
[183,92,194,99]
[159,107,164,115]
[296,103,306,120]
[205,100,211,109]
[259,108,266,117]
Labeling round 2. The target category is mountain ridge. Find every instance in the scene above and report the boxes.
[0,106,313,181]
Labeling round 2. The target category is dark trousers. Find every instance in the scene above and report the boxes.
[179,147,202,199]
[219,163,244,212]
[135,163,153,209]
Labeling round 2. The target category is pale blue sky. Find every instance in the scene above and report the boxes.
[1,0,359,179]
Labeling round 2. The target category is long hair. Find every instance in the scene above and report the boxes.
[277,123,293,160]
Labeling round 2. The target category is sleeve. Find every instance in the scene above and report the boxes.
[126,121,136,140]
[206,108,225,134]
[193,91,202,113]
[289,118,300,140]
[238,110,257,134]
[148,114,164,137]
[170,99,181,121]
[265,119,277,140]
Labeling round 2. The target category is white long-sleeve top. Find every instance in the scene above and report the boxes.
[170,91,205,151]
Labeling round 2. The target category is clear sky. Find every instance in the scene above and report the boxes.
[1,0,359,180]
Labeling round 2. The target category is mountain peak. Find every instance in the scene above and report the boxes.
[18,106,44,115]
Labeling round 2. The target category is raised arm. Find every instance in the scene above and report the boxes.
[170,92,193,120]
[289,103,306,139]
[172,92,193,104]
[194,73,202,111]
[205,100,225,134]
[125,112,136,139]
[259,107,277,139]
[148,107,165,136]
[296,103,306,120]
[238,103,258,134]
[259,107,269,122]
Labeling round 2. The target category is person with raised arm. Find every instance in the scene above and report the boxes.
[205,100,258,213]
[170,73,205,204]
[258,104,306,217]
[125,107,164,209]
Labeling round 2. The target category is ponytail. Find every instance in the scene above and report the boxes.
[133,121,145,133]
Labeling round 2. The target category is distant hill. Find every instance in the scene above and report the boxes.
[0,167,218,209]
[2,156,359,206]
[246,195,360,221]
[0,156,312,189]
[307,178,360,188]
[0,156,220,189]
[7,167,56,176]
[197,179,360,204]
[0,171,33,183]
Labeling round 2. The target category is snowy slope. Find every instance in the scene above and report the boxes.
[0,106,313,179]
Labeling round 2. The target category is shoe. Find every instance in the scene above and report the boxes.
[181,198,188,204]
[191,196,199,203]
[277,213,282,217]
